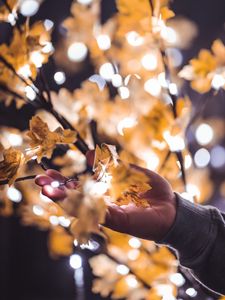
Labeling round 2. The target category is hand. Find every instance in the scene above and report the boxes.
[105,164,177,242]
[35,150,95,201]
[35,151,177,242]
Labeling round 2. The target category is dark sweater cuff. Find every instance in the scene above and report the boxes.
[157,194,218,268]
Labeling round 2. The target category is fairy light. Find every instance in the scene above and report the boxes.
[128,237,141,249]
[58,216,71,227]
[194,148,210,168]
[30,51,44,68]
[80,240,100,251]
[163,131,185,152]
[141,53,158,71]
[117,117,137,136]
[128,249,140,260]
[42,42,54,54]
[118,86,130,99]
[144,78,161,96]
[161,26,177,44]
[51,181,60,188]
[97,34,111,50]
[126,31,144,47]
[70,254,82,269]
[211,74,225,90]
[54,71,66,85]
[158,72,168,88]
[33,205,44,216]
[116,264,130,275]
[156,284,175,300]
[18,64,32,78]
[186,288,197,297]
[140,151,160,171]
[99,62,115,81]
[7,133,23,146]
[7,187,22,203]
[184,154,192,169]
[49,215,59,226]
[25,86,36,101]
[44,19,54,31]
[7,13,16,26]
[169,273,185,287]
[125,275,138,288]
[112,74,123,88]
[211,145,225,168]
[67,42,88,62]
[169,83,178,95]
[166,48,183,68]
[195,123,214,145]
[20,0,40,17]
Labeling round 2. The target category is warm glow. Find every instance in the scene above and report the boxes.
[67,42,88,62]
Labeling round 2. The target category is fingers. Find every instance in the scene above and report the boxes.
[42,185,67,201]
[35,175,54,187]
[46,169,66,182]
[104,203,130,234]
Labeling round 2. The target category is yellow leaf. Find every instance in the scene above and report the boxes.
[48,227,73,258]
[93,143,119,180]
[27,115,77,162]
[0,146,24,185]
[109,162,151,207]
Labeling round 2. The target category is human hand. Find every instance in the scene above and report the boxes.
[105,164,177,241]
[35,151,177,242]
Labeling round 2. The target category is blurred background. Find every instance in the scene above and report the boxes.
[0,0,225,299]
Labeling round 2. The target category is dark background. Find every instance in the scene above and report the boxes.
[0,0,225,299]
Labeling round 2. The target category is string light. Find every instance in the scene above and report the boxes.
[116,264,130,275]
[20,0,40,17]
[54,71,66,85]
[186,288,197,297]
[169,273,185,287]
[49,215,59,226]
[96,34,111,50]
[99,63,115,81]
[7,133,23,146]
[211,74,225,90]
[141,53,158,71]
[144,78,161,96]
[25,86,36,101]
[128,237,141,249]
[51,181,60,188]
[126,31,144,46]
[194,148,210,168]
[33,205,44,216]
[112,74,123,88]
[195,123,214,145]
[30,51,44,68]
[210,146,225,168]
[77,0,93,4]
[67,42,88,62]
[7,187,22,203]
[70,254,82,269]
[18,64,32,78]
[118,86,130,99]
[125,275,138,288]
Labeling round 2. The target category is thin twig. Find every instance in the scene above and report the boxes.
[0,175,37,185]
[2,0,21,33]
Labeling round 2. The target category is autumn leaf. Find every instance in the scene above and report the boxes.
[27,115,77,162]
[109,162,151,207]
[48,227,73,258]
[93,143,119,180]
[62,175,107,244]
[0,146,24,184]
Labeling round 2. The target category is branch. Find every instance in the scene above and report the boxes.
[2,0,21,33]
[0,175,37,186]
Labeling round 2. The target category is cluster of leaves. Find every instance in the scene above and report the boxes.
[180,39,225,93]
[0,0,222,299]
